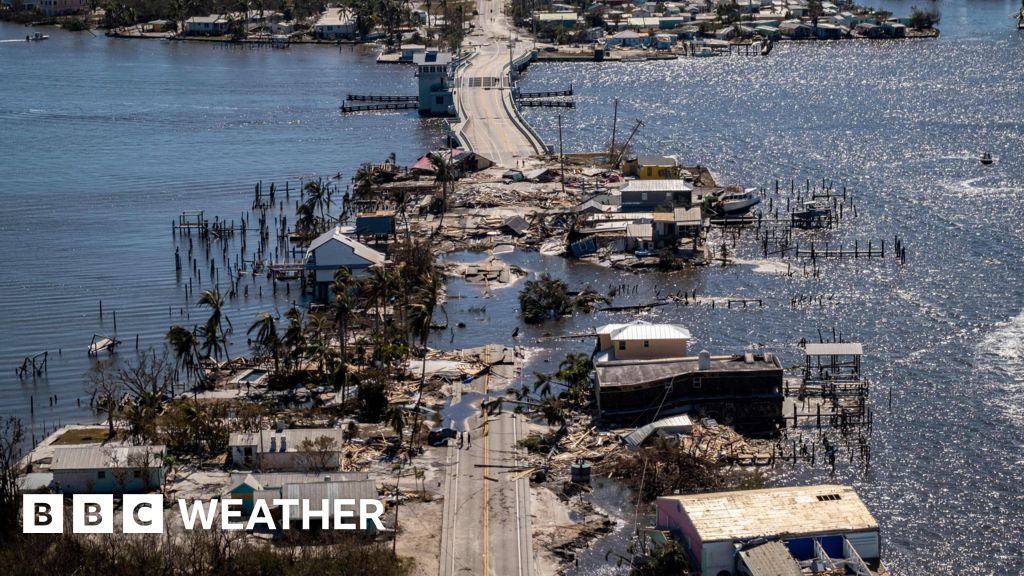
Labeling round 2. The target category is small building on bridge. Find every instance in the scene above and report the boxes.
[415,50,454,116]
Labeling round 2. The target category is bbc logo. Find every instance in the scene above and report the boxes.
[23,494,164,534]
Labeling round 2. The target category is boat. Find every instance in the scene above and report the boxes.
[981,152,994,165]
[26,32,49,41]
[713,187,761,215]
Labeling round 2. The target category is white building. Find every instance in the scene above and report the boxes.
[51,445,165,494]
[656,485,882,576]
[229,428,347,471]
[185,15,230,36]
[314,8,357,40]
[305,226,386,300]
[596,321,691,362]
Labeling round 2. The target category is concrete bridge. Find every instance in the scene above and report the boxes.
[450,0,545,168]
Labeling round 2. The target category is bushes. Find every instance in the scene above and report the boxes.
[0,530,410,576]
[518,273,572,324]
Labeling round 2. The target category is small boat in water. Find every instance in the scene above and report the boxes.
[981,152,994,165]
[26,32,49,41]
[713,187,761,215]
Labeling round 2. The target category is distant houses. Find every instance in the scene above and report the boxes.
[655,484,882,575]
[314,8,357,40]
[51,445,166,494]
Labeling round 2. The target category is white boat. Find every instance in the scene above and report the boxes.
[714,187,761,215]
[26,32,49,41]
[693,46,720,57]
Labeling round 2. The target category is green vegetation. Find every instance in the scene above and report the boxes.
[518,275,609,324]
[0,531,410,576]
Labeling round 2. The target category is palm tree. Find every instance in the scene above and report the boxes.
[429,151,455,234]
[197,289,231,361]
[406,270,444,448]
[282,306,306,374]
[166,325,203,390]
[304,179,329,221]
[532,372,554,398]
[333,268,355,408]
[363,265,397,331]
[295,203,317,238]
[557,353,594,405]
[247,313,281,373]
[306,312,337,382]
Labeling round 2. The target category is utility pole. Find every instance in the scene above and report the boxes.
[609,97,619,165]
[558,114,565,196]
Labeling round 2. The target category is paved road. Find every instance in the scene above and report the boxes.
[439,345,533,576]
[452,0,543,167]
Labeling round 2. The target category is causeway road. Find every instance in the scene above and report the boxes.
[439,344,534,576]
[452,0,544,167]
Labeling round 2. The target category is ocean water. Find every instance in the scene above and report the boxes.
[1,3,1023,573]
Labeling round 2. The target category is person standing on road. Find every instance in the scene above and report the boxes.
[467,432,472,448]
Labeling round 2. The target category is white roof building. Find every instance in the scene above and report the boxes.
[51,445,166,494]
[229,428,347,471]
[596,321,691,361]
[656,485,881,576]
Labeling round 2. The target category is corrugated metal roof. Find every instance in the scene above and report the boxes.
[804,343,863,356]
[597,321,691,341]
[621,179,693,193]
[306,227,386,266]
[624,414,693,449]
[281,479,377,502]
[51,445,165,471]
[738,540,803,576]
[626,222,653,240]
[658,485,878,543]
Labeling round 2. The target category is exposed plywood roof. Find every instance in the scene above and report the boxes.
[659,484,878,543]
[804,343,863,356]
[621,179,694,193]
[738,540,803,576]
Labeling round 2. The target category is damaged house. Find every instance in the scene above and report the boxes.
[593,321,784,434]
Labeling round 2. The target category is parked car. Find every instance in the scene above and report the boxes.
[635,249,653,258]
[427,427,458,447]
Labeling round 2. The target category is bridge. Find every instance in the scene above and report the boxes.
[450,0,546,168]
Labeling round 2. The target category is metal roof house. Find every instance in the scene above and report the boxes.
[229,428,347,471]
[228,471,370,513]
[305,227,386,301]
[596,321,692,361]
[51,445,165,494]
[620,179,694,211]
[656,484,882,576]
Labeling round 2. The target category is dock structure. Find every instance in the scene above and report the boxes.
[340,101,418,113]
[345,94,417,102]
[517,86,572,98]
[519,100,574,108]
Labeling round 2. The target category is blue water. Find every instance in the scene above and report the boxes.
[1,4,1023,573]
